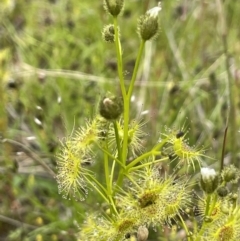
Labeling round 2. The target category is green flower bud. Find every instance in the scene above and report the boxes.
[200,167,219,194]
[102,24,115,43]
[103,0,124,17]
[221,165,239,183]
[99,93,123,120]
[217,186,228,197]
[138,4,161,41]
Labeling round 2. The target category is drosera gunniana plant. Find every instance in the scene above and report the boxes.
[56,1,240,240]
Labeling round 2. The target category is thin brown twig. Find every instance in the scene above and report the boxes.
[0,214,37,230]
[220,120,228,172]
[2,138,56,178]
[216,0,237,166]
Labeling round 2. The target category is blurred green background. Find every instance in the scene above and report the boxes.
[0,0,240,240]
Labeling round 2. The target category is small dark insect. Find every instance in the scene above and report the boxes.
[7,79,18,89]
[176,131,184,139]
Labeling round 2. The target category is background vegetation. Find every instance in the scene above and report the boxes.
[0,0,240,240]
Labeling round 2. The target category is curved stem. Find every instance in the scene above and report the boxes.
[152,136,170,151]
[125,173,141,190]
[128,157,168,172]
[95,142,124,168]
[126,149,161,170]
[85,175,109,203]
[178,213,193,241]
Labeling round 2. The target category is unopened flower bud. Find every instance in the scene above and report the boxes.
[217,186,228,197]
[99,93,123,120]
[200,167,218,194]
[102,24,115,43]
[221,165,239,183]
[103,0,124,17]
[138,3,161,41]
[137,225,149,241]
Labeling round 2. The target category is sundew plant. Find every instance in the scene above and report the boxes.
[56,1,240,241]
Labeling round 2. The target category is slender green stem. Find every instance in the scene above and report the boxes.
[122,95,130,166]
[85,175,109,203]
[126,149,161,170]
[110,160,116,194]
[208,194,217,215]
[195,194,215,241]
[86,173,118,215]
[125,174,141,190]
[109,196,118,215]
[113,121,122,162]
[204,194,211,217]
[104,142,111,195]
[113,17,126,97]
[128,157,168,172]
[112,16,129,190]
[95,142,124,168]
[195,222,207,241]
[115,96,130,189]
[85,173,108,196]
[113,29,146,191]
[152,136,170,151]
[178,214,193,241]
[120,40,146,186]
[114,169,125,194]
[127,40,145,97]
